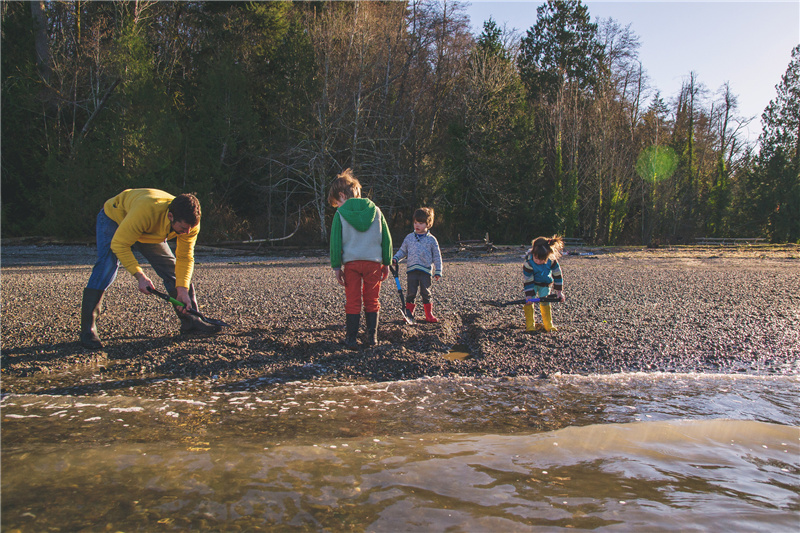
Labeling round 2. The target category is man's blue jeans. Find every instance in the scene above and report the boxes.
[86,210,197,308]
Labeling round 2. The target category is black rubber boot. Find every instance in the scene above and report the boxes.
[174,306,223,334]
[365,311,379,346]
[80,288,105,349]
[170,288,221,335]
[343,314,360,349]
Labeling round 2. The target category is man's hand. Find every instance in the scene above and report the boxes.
[135,272,155,295]
[433,274,441,281]
[381,265,389,281]
[175,286,192,309]
[555,290,565,302]
[334,268,346,287]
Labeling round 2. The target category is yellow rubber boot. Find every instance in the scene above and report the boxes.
[540,303,558,332]
[524,303,536,331]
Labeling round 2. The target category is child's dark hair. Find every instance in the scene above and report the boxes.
[327,168,362,206]
[531,235,565,261]
[169,193,201,226]
[414,207,434,228]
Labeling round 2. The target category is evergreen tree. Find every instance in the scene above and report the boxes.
[444,18,542,241]
[517,0,603,102]
[1,2,47,234]
[753,45,800,242]
[637,93,673,244]
[669,73,702,242]
[517,0,603,237]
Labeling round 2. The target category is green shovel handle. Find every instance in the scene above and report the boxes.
[147,287,186,307]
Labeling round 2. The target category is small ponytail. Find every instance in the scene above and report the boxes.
[531,235,564,261]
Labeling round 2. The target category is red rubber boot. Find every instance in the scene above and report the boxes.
[423,303,439,323]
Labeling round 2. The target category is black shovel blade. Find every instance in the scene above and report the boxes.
[188,310,232,328]
[148,287,231,327]
[482,294,562,307]
[390,263,414,325]
[397,290,414,325]
[482,298,526,308]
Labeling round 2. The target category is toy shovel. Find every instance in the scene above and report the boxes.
[389,262,414,325]
[482,294,563,308]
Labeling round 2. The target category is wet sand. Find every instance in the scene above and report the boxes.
[1,242,799,395]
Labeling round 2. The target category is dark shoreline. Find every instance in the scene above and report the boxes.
[2,243,799,396]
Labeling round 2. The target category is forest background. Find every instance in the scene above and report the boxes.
[2,0,798,246]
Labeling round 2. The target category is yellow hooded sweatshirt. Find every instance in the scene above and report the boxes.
[104,189,198,289]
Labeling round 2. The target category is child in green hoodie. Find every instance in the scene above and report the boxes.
[329,169,393,348]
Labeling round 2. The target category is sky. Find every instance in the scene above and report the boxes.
[464,1,800,143]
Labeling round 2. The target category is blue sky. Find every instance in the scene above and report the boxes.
[464,1,800,143]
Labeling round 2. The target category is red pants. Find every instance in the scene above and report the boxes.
[344,261,383,314]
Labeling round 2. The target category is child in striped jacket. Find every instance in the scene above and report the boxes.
[523,235,566,332]
[392,208,443,323]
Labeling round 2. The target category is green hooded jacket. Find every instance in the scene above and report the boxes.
[330,198,392,269]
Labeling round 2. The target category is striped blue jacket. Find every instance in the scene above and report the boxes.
[393,231,443,277]
[523,252,563,292]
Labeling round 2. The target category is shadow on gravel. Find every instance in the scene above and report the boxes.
[1,313,546,392]
[1,336,176,373]
[211,322,463,392]
[1,341,87,367]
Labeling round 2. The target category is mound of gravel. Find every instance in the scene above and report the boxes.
[2,244,798,395]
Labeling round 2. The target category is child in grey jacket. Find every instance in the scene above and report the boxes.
[392,207,443,323]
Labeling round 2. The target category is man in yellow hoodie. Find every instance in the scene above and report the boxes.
[80,189,220,349]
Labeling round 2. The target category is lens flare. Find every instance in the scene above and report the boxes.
[636,145,678,183]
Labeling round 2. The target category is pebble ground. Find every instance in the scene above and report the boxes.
[2,242,798,395]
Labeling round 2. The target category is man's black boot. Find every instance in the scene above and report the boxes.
[80,288,105,349]
[174,307,223,334]
[170,288,221,335]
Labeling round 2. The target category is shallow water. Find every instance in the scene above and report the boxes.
[2,374,799,531]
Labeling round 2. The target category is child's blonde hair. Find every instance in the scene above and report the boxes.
[531,235,565,261]
[328,168,361,206]
[413,207,434,228]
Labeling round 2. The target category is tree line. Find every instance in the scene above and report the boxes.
[2,0,798,245]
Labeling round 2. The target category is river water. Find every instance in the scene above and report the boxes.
[2,373,799,532]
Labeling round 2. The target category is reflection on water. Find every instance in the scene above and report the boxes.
[2,374,799,531]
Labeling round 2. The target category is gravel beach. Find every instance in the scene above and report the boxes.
[2,242,799,395]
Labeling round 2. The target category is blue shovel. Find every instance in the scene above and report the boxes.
[389,262,414,325]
